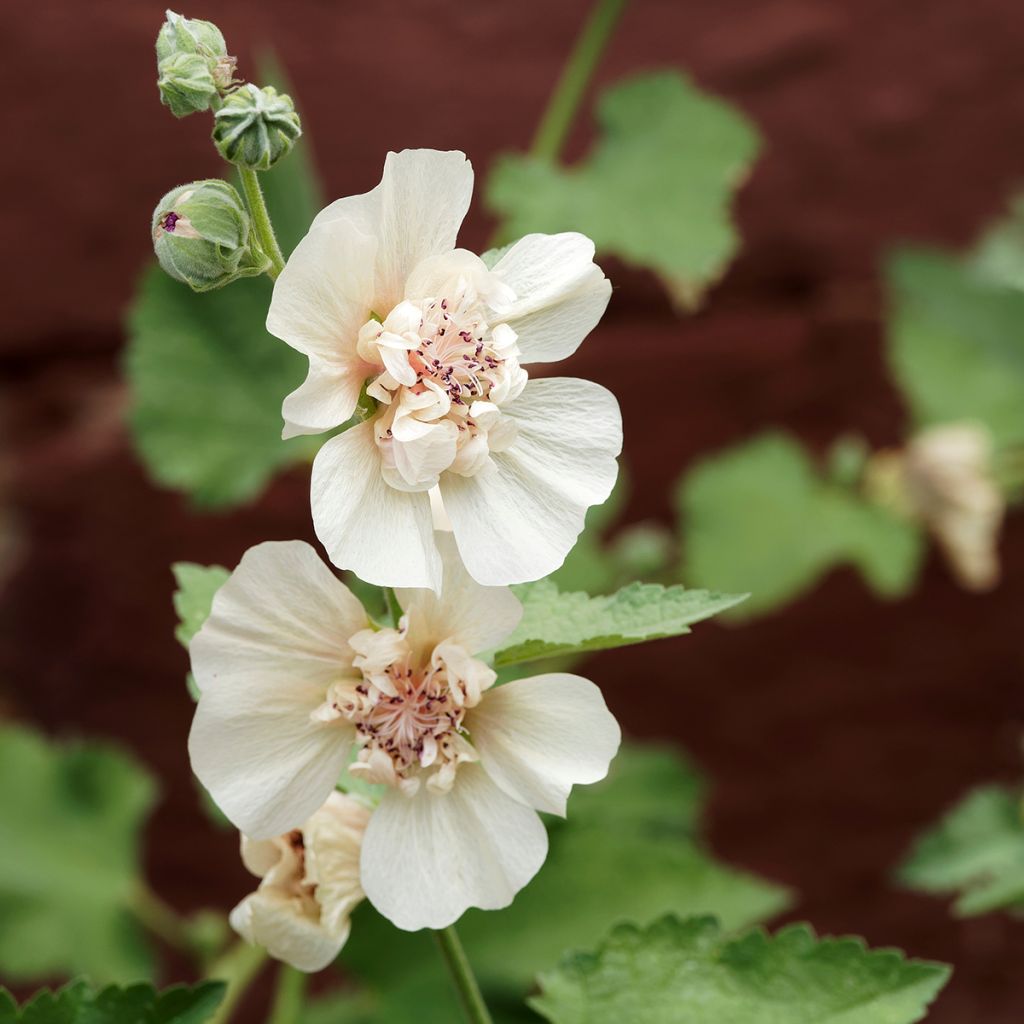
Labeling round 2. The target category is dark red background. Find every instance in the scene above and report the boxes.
[4,1,1024,1019]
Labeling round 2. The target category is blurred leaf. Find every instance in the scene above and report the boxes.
[342,743,790,1015]
[886,248,1024,449]
[968,194,1024,291]
[494,579,745,667]
[0,979,225,1023]
[300,989,377,1024]
[0,725,156,984]
[487,71,761,308]
[897,785,1024,916]
[678,432,924,619]
[172,563,229,649]
[124,56,325,509]
[530,915,950,1024]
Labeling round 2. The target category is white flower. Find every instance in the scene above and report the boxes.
[230,791,369,972]
[189,537,621,931]
[267,148,621,590]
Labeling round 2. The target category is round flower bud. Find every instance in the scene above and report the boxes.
[157,53,217,118]
[151,180,269,292]
[212,84,302,170]
[156,10,227,64]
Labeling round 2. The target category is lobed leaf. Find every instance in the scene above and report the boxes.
[487,71,761,308]
[531,915,950,1024]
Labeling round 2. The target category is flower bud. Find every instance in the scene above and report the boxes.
[157,53,217,118]
[212,84,302,170]
[156,10,227,64]
[151,180,269,292]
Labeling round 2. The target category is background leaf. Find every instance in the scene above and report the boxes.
[530,915,950,1024]
[172,563,229,649]
[0,725,156,984]
[486,71,761,308]
[897,784,1024,916]
[678,432,923,619]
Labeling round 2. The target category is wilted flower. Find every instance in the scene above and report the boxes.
[266,148,621,590]
[189,536,620,930]
[231,792,369,971]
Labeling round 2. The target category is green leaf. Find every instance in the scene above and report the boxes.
[0,726,157,984]
[342,743,790,1011]
[886,247,1024,448]
[530,915,950,1024]
[124,56,326,508]
[897,785,1024,916]
[678,432,923,619]
[968,193,1024,291]
[486,71,761,308]
[172,562,229,649]
[0,979,225,1023]
[493,579,745,667]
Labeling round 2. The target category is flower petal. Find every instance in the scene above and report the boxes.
[281,357,364,439]
[492,233,611,364]
[230,891,348,972]
[359,763,547,930]
[469,674,621,816]
[313,149,474,314]
[311,420,443,589]
[188,541,366,837]
[440,378,621,585]
[396,532,522,657]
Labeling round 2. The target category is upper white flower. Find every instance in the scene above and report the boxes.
[230,791,369,972]
[188,537,620,931]
[266,148,621,590]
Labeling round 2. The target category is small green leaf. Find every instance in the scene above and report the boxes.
[0,980,225,1023]
[968,193,1024,291]
[487,71,760,308]
[493,579,745,667]
[342,743,789,1007]
[172,562,229,649]
[0,725,157,984]
[531,915,950,1024]
[886,247,1024,448]
[678,432,923,619]
[897,785,1024,916]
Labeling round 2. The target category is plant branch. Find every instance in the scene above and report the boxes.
[267,963,307,1024]
[238,167,286,279]
[433,925,494,1024]
[206,939,268,1024]
[129,883,195,956]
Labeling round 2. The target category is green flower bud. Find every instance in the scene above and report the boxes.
[157,53,217,118]
[156,10,227,63]
[212,84,301,170]
[151,180,269,292]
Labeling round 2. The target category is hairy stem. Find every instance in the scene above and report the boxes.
[239,167,286,279]
[433,925,494,1024]
[206,940,268,1024]
[530,0,629,162]
[267,964,307,1024]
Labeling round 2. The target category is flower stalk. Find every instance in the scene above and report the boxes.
[433,925,494,1024]
[238,167,286,279]
[206,939,268,1024]
[267,964,307,1024]
[129,882,196,956]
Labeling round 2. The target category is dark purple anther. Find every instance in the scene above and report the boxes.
[161,211,181,233]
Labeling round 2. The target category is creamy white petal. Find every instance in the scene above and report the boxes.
[396,532,522,658]
[313,150,473,314]
[282,357,364,439]
[440,378,621,585]
[311,420,443,589]
[492,233,611,364]
[230,891,347,972]
[304,794,370,936]
[469,674,621,816]
[188,541,367,837]
[360,763,547,930]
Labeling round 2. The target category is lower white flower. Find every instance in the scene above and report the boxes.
[189,537,620,931]
[230,791,369,972]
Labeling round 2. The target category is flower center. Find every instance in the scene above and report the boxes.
[313,624,493,796]
[356,261,528,491]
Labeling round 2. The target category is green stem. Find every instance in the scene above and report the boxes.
[267,964,306,1024]
[383,586,404,628]
[529,0,629,162]
[433,925,494,1024]
[129,883,195,956]
[238,167,286,279]
[206,940,268,1024]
